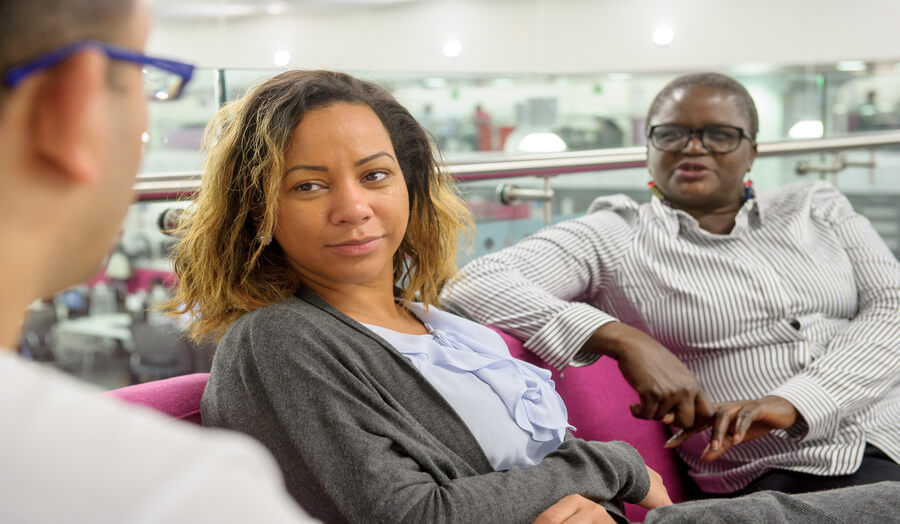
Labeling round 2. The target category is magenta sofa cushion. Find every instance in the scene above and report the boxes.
[489,327,684,521]
[104,373,209,425]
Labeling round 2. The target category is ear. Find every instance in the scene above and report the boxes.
[747,142,758,172]
[31,48,106,184]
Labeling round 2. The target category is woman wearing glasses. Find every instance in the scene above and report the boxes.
[444,72,900,496]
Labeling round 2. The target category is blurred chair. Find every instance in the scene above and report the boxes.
[104,372,209,425]
[20,304,57,362]
[129,322,193,383]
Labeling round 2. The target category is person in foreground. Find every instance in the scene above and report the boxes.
[168,68,900,523]
[442,72,900,496]
[0,1,317,522]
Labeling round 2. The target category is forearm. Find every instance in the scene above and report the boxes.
[370,440,650,524]
[445,256,616,369]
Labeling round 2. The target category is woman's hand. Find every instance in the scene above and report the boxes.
[638,466,674,509]
[588,322,715,429]
[533,495,616,524]
[665,395,799,461]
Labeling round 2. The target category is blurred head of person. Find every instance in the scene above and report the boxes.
[167,70,472,342]
[0,0,150,300]
[645,72,758,215]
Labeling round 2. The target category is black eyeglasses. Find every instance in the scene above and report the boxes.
[647,124,755,154]
[3,40,195,102]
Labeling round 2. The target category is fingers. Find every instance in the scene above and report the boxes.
[533,494,615,524]
[695,391,716,420]
[533,494,582,524]
[673,395,697,429]
[708,407,735,453]
[733,410,755,444]
[631,391,660,420]
[664,423,707,449]
[653,393,682,424]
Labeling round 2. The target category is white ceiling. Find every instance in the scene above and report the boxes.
[152,0,428,19]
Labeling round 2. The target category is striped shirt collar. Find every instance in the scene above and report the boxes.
[649,195,764,238]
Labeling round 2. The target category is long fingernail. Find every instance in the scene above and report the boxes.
[710,440,720,451]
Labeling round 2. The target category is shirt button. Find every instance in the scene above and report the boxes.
[789,318,801,330]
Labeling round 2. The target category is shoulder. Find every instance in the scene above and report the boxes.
[542,193,642,239]
[217,296,356,370]
[761,180,855,223]
[586,193,642,221]
[0,351,285,481]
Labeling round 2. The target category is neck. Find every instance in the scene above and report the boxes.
[0,251,43,350]
[681,204,742,234]
[303,277,404,326]
[0,197,65,351]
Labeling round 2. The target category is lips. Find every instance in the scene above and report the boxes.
[327,236,383,256]
[674,161,713,179]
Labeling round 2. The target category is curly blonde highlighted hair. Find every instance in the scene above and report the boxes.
[165,70,472,342]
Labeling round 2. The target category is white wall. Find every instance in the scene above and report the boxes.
[148,0,900,73]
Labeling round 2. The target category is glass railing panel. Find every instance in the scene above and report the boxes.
[140,68,220,174]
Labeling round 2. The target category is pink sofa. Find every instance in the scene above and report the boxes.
[488,328,686,521]
[107,331,687,522]
[105,372,209,424]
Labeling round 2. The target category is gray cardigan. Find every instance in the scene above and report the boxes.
[202,289,650,523]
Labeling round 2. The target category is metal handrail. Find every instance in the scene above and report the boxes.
[134,130,900,197]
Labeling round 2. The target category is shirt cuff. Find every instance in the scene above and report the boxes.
[523,303,618,370]
[769,375,840,442]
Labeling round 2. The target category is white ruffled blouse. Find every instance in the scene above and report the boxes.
[363,303,573,472]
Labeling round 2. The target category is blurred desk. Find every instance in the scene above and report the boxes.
[55,313,134,350]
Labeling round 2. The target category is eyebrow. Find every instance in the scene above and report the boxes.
[284,151,395,176]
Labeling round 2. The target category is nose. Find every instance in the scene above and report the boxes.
[683,131,709,155]
[329,180,372,225]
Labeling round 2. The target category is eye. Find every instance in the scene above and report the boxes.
[362,170,389,183]
[706,128,738,142]
[293,181,324,192]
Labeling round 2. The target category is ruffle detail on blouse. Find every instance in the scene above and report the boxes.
[396,305,573,444]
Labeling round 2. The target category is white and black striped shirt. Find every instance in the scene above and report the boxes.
[443,180,900,493]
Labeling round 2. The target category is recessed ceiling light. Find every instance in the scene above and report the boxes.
[653,25,674,47]
[273,49,291,67]
[442,40,462,58]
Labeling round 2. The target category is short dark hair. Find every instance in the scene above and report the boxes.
[646,72,759,140]
[0,0,135,100]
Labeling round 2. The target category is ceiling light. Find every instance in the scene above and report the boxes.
[442,40,462,58]
[517,132,567,153]
[273,49,291,67]
[788,120,824,139]
[652,25,674,47]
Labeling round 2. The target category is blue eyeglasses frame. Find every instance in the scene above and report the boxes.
[3,40,195,100]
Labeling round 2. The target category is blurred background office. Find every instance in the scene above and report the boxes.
[22,0,900,387]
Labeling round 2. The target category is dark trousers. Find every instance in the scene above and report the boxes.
[646,481,900,524]
[737,445,900,495]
